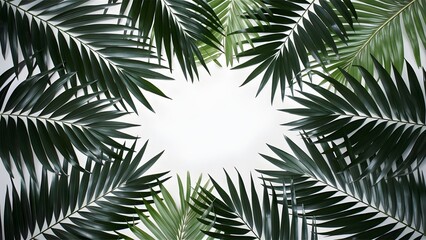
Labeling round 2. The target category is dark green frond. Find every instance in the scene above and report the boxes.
[120,0,222,81]
[232,0,357,102]
[0,67,137,179]
[324,0,426,82]
[0,0,170,112]
[283,58,426,180]
[192,170,316,240]
[127,173,214,240]
[2,141,169,239]
[259,136,425,239]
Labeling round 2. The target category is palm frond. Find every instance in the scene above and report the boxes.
[232,0,357,102]
[0,66,137,180]
[199,0,265,66]
[259,135,425,239]
[283,58,426,180]
[192,170,317,240]
[2,141,169,239]
[0,0,170,112]
[324,0,426,82]
[124,173,214,240]
[120,0,222,81]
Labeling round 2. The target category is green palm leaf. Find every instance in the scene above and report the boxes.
[199,0,265,66]
[232,0,357,101]
[120,0,222,81]
[325,0,426,82]
[259,135,425,239]
[192,170,316,240]
[283,58,426,180]
[0,66,136,180]
[123,173,214,240]
[0,0,170,112]
[2,141,169,239]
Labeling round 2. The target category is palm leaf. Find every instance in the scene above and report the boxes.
[259,135,425,239]
[199,0,265,66]
[2,141,169,239]
[324,0,426,82]
[232,0,357,102]
[123,173,214,240]
[120,0,222,81]
[0,66,137,180]
[283,58,426,180]
[192,170,316,240]
[0,0,170,112]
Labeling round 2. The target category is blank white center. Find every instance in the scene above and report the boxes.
[137,65,291,181]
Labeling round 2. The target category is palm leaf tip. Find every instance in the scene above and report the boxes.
[284,57,426,181]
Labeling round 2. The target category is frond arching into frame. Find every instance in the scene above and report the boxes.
[119,0,223,81]
[0,66,136,180]
[0,0,171,113]
[324,0,426,82]
[259,135,425,239]
[283,58,426,180]
[200,0,265,66]
[192,170,317,240]
[122,173,214,240]
[232,0,357,102]
[2,141,169,240]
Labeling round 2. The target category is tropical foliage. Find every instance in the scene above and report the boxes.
[192,171,317,240]
[231,0,358,101]
[0,66,136,180]
[119,0,223,80]
[3,141,168,239]
[0,0,425,239]
[284,59,426,181]
[123,174,214,240]
[0,0,171,112]
[200,0,265,66]
[259,135,425,239]
[324,0,426,81]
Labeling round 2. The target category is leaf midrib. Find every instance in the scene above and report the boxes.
[277,0,316,56]
[344,0,417,68]
[5,1,130,82]
[302,172,423,236]
[338,112,426,129]
[31,176,132,239]
[2,112,90,129]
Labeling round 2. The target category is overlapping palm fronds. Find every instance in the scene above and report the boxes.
[283,58,426,180]
[0,0,171,112]
[120,0,222,81]
[0,66,136,180]
[192,170,317,239]
[199,0,265,66]
[123,174,214,240]
[2,141,169,240]
[232,0,357,101]
[324,0,426,82]
[259,135,425,239]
